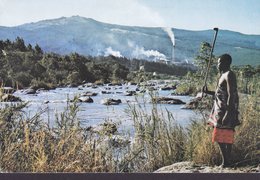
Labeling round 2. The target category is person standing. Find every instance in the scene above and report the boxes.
[203,53,240,167]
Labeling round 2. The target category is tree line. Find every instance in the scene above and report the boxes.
[0,37,190,89]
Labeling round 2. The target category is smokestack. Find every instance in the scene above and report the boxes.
[172,46,175,62]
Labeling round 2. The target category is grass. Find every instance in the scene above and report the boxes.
[0,89,259,172]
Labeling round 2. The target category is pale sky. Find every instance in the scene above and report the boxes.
[0,0,259,35]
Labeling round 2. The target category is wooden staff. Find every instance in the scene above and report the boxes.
[202,27,219,96]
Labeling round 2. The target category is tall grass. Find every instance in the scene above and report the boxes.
[232,94,260,166]
[184,93,260,167]
[0,102,114,172]
[121,96,186,172]
[0,91,259,172]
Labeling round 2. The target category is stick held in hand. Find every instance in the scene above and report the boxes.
[202,27,219,96]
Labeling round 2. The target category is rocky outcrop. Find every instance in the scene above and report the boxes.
[154,161,259,173]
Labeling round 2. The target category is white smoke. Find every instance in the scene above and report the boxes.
[132,46,166,60]
[104,47,123,58]
[162,27,175,46]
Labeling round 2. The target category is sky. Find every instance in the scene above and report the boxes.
[0,0,259,35]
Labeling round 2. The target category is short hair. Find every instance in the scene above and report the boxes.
[219,54,232,65]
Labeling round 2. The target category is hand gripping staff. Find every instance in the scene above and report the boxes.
[202,27,218,97]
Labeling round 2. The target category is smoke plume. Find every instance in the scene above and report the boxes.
[162,27,175,46]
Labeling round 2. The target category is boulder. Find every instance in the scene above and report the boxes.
[160,85,177,91]
[82,91,98,96]
[101,98,122,105]
[171,92,189,96]
[36,88,49,93]
[125,91,136,96]
[24,88,37,95]
[78,96,94,103]
[183,96,213,110]
[152,97,185,105]
[1,94,22,102]
[85,122,117,135]
[182,98,200,109]
[101,91,113,94]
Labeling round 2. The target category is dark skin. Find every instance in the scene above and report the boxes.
[203,58,237,126]
[203,57,235,167]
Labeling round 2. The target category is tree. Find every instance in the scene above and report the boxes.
[194,42,217,85]
[14,37,26,51]
[112,63,129,81]
[34,44,43,54]
[27,44,33,51]
[0,40,4,50]
[240,65,255,94]
[194,42,211,72]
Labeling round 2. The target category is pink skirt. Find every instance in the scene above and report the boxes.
[212,127,235,144]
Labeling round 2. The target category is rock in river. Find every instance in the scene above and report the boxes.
[152,97,185,105]
[101,98,122,105]
[78,96,94,103]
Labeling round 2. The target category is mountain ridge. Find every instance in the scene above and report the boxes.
[0,16,259,66]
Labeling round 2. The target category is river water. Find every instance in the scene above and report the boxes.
[4,83,199,135]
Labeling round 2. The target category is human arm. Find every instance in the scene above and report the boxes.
[202,85,215,96]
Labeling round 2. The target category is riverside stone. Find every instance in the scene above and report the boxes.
[154,161,260,173]
[1,94,22,102]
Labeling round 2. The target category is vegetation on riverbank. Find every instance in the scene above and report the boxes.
[0,38,259,172]
[0,88,258,172]
[0,37,190,89]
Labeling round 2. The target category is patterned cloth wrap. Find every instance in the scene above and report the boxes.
[212,127,235,144]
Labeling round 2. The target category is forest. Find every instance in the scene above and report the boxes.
[0,37,191,89]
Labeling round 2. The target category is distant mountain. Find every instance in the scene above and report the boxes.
[0,16,259,66]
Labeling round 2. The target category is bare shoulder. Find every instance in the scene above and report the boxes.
[223,71,235,80]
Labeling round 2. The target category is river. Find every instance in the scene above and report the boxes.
[2,83,200,135]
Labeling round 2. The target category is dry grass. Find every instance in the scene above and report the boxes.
[0,102,114,172]
[122,98,186,172]
[184,93,260,167]
[0,90,259,172]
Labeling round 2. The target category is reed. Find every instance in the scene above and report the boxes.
[0,91,258,172]
[184,93,260,167]
[0,101,114,172]
[121,94,186,172]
